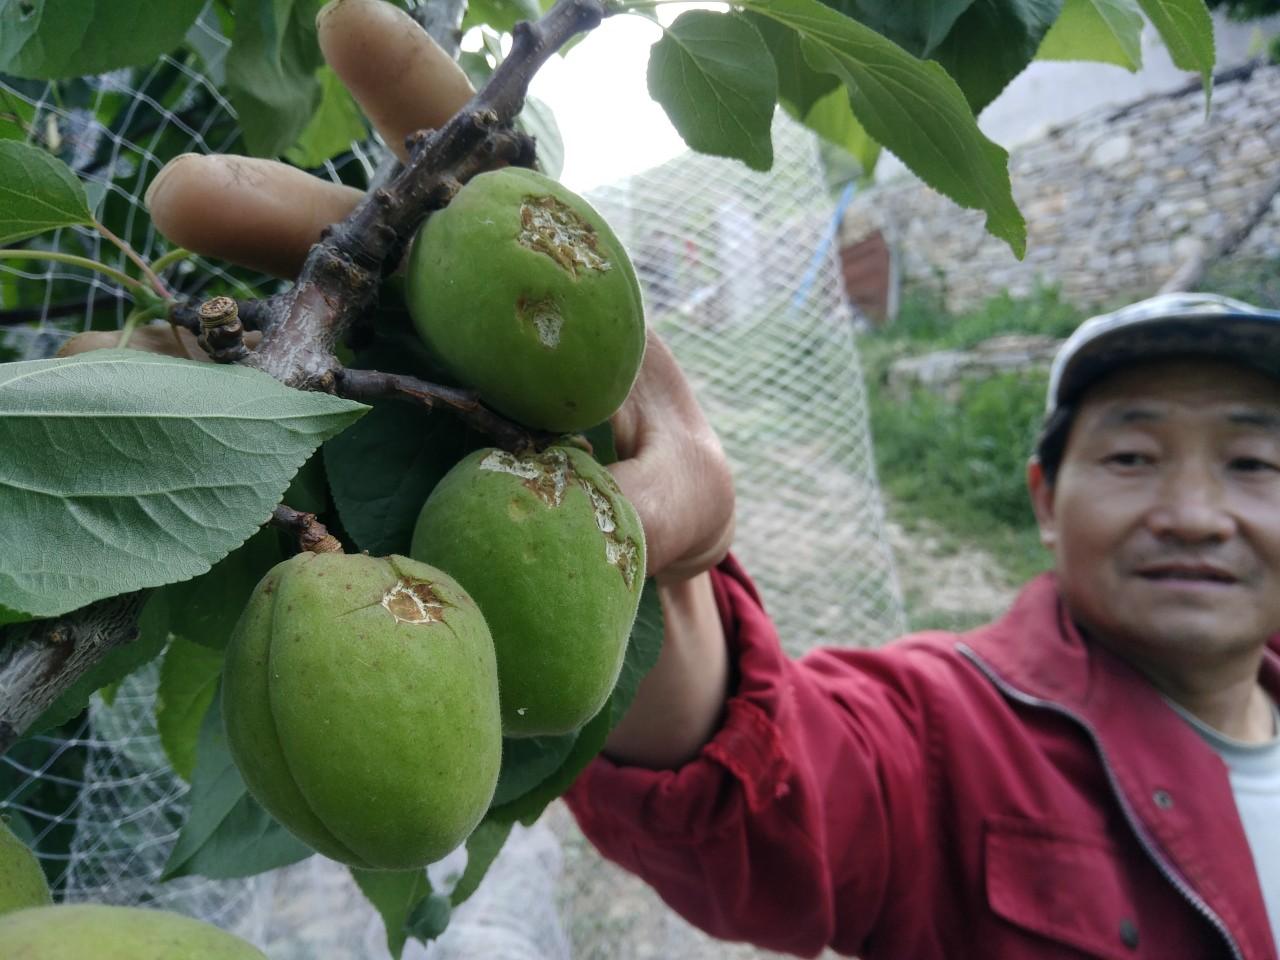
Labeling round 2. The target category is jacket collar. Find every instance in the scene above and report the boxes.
[961,571,1280,710]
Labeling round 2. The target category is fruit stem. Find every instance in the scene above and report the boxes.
[270,504,345,555]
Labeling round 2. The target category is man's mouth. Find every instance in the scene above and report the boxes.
[1135,564,1238,584]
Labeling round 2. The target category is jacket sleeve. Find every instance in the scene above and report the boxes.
[563,554,936,958]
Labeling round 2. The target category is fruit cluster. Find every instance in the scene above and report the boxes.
[220,169,648,870]
[11,167,648,949]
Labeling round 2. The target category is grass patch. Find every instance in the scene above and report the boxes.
[862,287,1078,587]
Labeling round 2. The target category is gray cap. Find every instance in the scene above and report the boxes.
[1047,292,1280,413]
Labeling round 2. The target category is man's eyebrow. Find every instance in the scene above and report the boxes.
[1098,407,1163,428]
[1227,409,1280,432]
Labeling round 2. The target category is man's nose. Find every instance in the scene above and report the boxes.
[1145,462,1236,543]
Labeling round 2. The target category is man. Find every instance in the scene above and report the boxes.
[145,4,1280,956]
[567,294,1280,960]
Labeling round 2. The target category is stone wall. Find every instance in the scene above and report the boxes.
[839,61,1280,313]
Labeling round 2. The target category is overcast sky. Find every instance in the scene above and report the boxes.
[524,12,689,191]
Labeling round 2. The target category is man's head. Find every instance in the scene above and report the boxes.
[1027,294,1280,666]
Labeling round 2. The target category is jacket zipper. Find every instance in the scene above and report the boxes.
[957,643,1247,960]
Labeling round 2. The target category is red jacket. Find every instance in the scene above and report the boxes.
[565,556,1280,959]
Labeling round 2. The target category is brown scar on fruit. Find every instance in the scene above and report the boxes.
[480,448,570,507]
[579,477,641,588]
[516,295,564,348]
[518,195,611,278]
[381,579,448,624]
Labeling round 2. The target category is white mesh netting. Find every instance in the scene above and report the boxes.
[0,33,904,960]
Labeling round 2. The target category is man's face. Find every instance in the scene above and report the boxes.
[1028,358,1280,666]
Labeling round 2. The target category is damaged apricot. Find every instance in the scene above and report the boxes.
[406,167,645,432]
[220,552,501,869]
[410,445,645,737]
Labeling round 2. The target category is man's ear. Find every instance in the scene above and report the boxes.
[1027,457,1058,550]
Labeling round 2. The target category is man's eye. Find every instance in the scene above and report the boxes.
[1230,457,1280,473]
[1103,452,1151,467]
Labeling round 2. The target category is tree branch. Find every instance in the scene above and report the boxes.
[0,593,147,755]
[335,367,554,452]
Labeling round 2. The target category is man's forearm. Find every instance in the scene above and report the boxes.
[603,571,730,769]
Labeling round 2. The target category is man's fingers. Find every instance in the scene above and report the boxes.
[317,0,475,162]
[147,0,476,276]
[609,441,736,581]
[146,154,364,278]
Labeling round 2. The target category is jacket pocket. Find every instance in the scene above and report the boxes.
[984,815,1143,960]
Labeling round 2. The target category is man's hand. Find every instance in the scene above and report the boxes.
[611,330,735,583]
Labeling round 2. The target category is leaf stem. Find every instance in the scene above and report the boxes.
[117,302,168,349]
[92,219,173,300]
[149,247,192,276]
[0,249,145,293]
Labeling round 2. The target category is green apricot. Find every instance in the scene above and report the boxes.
[0,904,266,958]
[406,167,645,433]
[221,552,501,870]
[411,446,645,737]
[0,819,50,915]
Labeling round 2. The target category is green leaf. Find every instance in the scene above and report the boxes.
[0,350,366,621]
[407,893,452,943]
[740,0,1026,256]
[0,603,33,626]
[1037,0,1145,69]
[931,0,1065,113]
[155,635,225,782]
[226,0,326,158]
[608,578,664,729]
[162,690,313,880]
[748,11,840,115]
[823,0,976,57]
[0,0,205,79]
[352,867,433,959]
[518,95,565,181]
[450,819,512,908]
[1136,0,1215,97]
[27,589,170,735]
[463,0,541,33]
[0,90,36,142]
[491,734,578,808]
[161,529,284,651]
[580,421,618,466]
[284,66,369,169]
[178,792,314,879]
[647,11,778,172]
[324,405,483,558]
[482,578,662,825]
[489,697,613,827]
[747,12,882,175]
[0,140,92,244]
[802,85,881,175]
[281,452,329,515]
